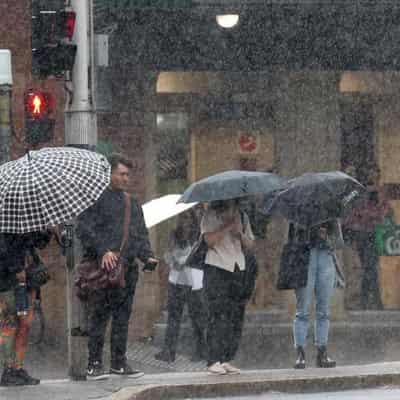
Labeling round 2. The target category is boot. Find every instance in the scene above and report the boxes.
[316,346,336,368]
[1,367,40,386]
[294,346,306,369]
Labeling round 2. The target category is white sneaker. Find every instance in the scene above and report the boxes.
[207,362,227,375]
[221,362,241,374]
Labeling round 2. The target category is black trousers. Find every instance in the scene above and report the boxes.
[87,266,138,366]
[163,283,207,357]
[355,231,383,309]
[204,265,246,366]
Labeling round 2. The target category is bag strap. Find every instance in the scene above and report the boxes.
[120,193,132,254]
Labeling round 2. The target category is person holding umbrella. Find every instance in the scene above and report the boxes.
[265,172,361,369]
[0,230,51,386]
[201,198,255,375]
[285,220,344,370]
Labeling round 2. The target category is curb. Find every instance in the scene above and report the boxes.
[110,368,400,400]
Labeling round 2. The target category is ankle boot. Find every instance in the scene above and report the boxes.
[294,346,306,369]
[316,346,336,368]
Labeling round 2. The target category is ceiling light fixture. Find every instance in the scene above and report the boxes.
[216,14,239,29]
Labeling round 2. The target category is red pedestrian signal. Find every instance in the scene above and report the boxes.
[26,91,47,119]
[24,90,55,145]
[62,10,76,41]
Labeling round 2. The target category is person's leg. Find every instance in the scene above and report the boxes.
[14,290,35,370]
[364,232,383,309]
[223,298,246,363]
[314,250,336,347]
[204,266,230,369]
[0,290,39,386]
[187,288,208,360]
[356,231,382,309]
[314,250,336,368]
[293,249,317,348]
[87,289,110,366]
[161,283,186,360]
[0,291,17,371]
[293,249,317,369]
[110,265,139,371]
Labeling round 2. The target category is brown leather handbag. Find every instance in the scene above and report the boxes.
[75,193,131,300]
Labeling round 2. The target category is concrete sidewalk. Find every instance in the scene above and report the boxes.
[2,362,400,400]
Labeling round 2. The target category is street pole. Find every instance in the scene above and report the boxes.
[0,85,12,165]
[64,0,97,379]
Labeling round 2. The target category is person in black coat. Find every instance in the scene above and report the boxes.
[76,153,158,381]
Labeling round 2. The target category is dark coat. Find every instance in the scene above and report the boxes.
[0,231,52,292]
[76,188,153,264]
[277,221,345,290]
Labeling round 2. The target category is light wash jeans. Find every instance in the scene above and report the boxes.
[293,247,336,348]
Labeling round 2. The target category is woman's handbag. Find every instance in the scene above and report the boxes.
[241,252,258,300]
[276,241,310,290]
[74,193,131,300]
[26,251,51,290]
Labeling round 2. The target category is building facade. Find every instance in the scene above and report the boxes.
[2,1,400,346]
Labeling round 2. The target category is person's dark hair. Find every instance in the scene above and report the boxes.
[209,199,239,212]
[108,153,133,172]
[173,209,199,248]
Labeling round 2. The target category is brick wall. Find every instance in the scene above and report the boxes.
[0,0,68,342]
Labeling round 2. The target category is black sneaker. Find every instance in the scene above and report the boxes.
[86,362,109,381]
[110,363,144,378]
[1,368,40,386]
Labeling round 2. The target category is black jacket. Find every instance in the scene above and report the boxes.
[76,188,153,264]
[0,231,52,292]
[277,221,345,290]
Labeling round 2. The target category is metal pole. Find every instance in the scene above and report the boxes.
[65,0,97,148]
[0,85,12,165]
[64,0,97,379]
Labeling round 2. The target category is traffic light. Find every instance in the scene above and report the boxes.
[25,90,55,145]
[32,5,77,77]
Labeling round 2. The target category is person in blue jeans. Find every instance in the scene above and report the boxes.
[293,220,344,369]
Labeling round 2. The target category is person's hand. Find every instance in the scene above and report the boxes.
[143,257,159,273]
[102,251,118,271]
[16,270,26,283]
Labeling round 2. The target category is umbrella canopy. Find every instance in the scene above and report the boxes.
[263,171,364,227]
[0,147,110,233]
[142,194,198,228]
[179,170,285,204]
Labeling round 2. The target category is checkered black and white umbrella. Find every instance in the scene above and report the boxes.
[0,147,111,233]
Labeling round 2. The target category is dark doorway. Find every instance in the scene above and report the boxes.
[340,95,375,185]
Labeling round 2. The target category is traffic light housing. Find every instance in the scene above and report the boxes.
[32,6,77,77]
[25,90,55,145]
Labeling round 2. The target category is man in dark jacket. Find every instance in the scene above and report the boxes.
[76,153,158,381]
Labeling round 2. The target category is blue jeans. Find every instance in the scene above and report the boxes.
[293,248,336,348]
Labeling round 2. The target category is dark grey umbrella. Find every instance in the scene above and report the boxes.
[263,171,365,227]
[178,170,285,203]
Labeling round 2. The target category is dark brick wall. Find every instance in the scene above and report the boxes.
[0,1,68,341]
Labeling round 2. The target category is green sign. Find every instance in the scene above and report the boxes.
[375,218,400,256]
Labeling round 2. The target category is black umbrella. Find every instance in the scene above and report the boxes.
[178,170,285,203]
[263,171,365,227]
